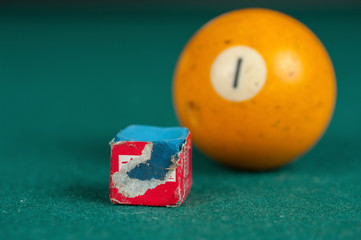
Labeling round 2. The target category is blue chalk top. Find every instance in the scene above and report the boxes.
[114,125,189,146]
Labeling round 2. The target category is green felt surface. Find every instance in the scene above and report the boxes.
[1,7,361,240]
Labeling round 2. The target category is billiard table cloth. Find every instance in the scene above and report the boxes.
[0,6,360,240]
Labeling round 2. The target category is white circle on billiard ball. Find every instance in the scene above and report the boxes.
[210,45,267,102]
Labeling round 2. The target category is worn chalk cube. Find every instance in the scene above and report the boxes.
[109,125,192,206]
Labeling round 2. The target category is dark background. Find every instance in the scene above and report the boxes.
[1,1,361,239]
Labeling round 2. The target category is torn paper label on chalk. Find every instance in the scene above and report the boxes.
[112,142,177,198]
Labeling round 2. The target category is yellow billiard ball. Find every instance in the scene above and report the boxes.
[173,8,336,170]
